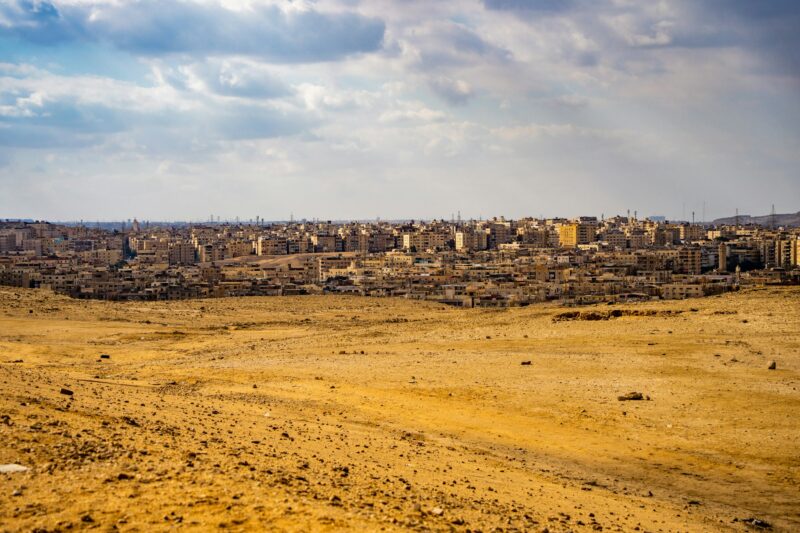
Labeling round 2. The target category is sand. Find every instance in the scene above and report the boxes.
[1,286,798,532]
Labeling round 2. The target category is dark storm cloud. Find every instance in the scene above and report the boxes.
[0,0,386,63]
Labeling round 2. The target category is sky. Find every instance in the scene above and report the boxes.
[0,0,798,222]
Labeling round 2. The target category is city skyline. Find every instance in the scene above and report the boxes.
[3,212,799,304]
[4,206,799,227]
[1,1,799,220]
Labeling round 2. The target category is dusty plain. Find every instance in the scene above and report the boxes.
[1,286,798,532]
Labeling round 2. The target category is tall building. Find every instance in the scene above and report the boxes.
[559,218,597,248]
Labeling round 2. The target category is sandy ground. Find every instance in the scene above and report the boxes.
[0,286,798,532]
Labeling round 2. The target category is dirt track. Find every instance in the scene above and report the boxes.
[1,287,798,531]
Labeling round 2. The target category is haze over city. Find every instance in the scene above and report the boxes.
[1,0,799,221]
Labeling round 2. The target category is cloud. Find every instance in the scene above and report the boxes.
[428,76,473,105]
[378,104,446,124]
[482,0,576,15]
[478,0,800,78]
[0,0,386,63]
[681,1,800,76]
[157,59,292,99]
[0,65,311,148]
[295,83,376,112]
[399,19,512,70]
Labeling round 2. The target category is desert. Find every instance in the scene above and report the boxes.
[1,287,798,532]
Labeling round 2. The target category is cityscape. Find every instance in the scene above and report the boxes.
[2,213,799,305]
[2,0,799,531]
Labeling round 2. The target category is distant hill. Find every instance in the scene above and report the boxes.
[712,211,800,227]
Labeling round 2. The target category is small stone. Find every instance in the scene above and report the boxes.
[739,517,772,530]
[0,463,28,474]
[521,361,532,366]
[81,514,94,523]
[430,506,444,516]
[617,392,644,401]
[122,416,140,427]
[767,361,777,370]
[60,388,74,396]
[100,354,110,359]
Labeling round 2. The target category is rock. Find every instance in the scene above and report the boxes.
[767,360,776,370]
[100,354,110,359]
[0,464,28,473]
[737,517,772,530]
[430,506,444,516]
[521,361,532,366]
[60,388,74,396]
[617,392,644,401]
[122,416,140,427]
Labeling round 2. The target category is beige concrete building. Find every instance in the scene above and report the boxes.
[226,241,253,258]
[403,231,449,251]
[257,237,288,256]
[169,242,196,265]
[456,229,487,251]
[678,248,702,275]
